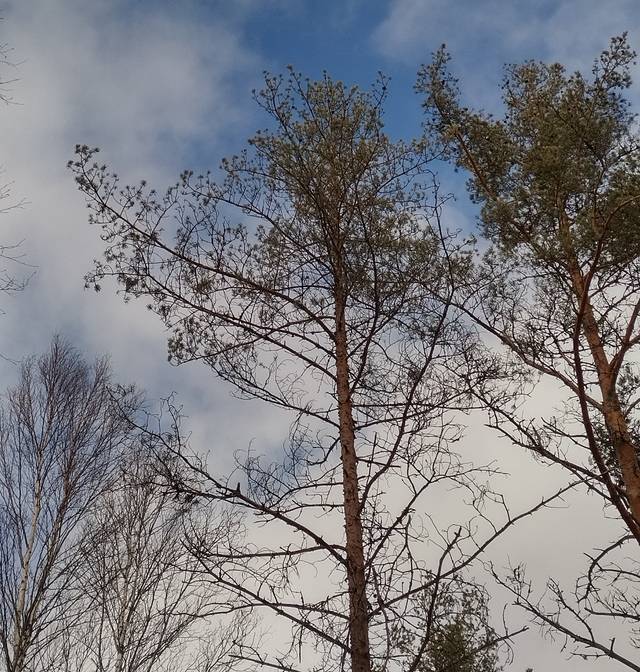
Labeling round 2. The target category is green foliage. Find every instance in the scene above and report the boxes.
[418,35,640,670]
[393,580,502,672]
[418,35,640,270]
[417,35,640,422]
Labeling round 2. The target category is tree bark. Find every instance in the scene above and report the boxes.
[559,213,640,529]
[574,277,640,525]
[12,470,43,672]
[334,295,372,672]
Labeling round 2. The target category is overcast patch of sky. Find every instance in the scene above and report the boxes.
[0,0,286,475]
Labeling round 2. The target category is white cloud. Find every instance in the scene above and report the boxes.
[375,0,640,62]
[0,0,273,474]
[373,0,640,105]
[5,0,259,175]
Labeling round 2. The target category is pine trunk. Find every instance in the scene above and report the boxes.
[574,280,640,525]
[335,295,372,672]
[560,212,640,528]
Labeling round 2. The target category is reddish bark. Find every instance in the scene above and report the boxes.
[335,294,372,672]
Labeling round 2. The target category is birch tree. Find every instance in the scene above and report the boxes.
[0,337,136,672]
[69,447,244,672]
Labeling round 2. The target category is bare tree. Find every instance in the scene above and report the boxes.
[418,35,640,668]
[0,34,18,105]
[0,33,29,296]
[70,71,555,672]
[0,337,136,672]
[68,445,246,672]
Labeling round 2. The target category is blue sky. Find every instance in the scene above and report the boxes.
[2,2,640,669]
[82,0,640,225]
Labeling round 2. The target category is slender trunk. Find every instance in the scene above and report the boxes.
[334,295,372,672]
[12,474,43,672]
[114,650,125,672]
[573,278,640,524]
[560,213,640,526]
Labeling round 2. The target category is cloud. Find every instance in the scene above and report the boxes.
[0,0,272,473]
[0,3,634,669]
[5,0,261,173]
[373,0,640,105]
[374,0,640,61]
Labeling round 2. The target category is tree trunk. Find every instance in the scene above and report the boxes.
[335,296,372,672]
[574,281,640,525]
[559,213,640,528]
[12,473,43,672]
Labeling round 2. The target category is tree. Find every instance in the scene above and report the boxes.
[418,35,640,668]
[69,71,541,672]
[393,578,502,672]
[68,446,245,672]
[0,337,137,672]
[0,35,28,295]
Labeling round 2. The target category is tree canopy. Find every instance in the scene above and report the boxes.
[418,33,640,668]
[69,70,529,672]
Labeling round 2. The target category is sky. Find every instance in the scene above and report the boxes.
[2,1,640,670]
